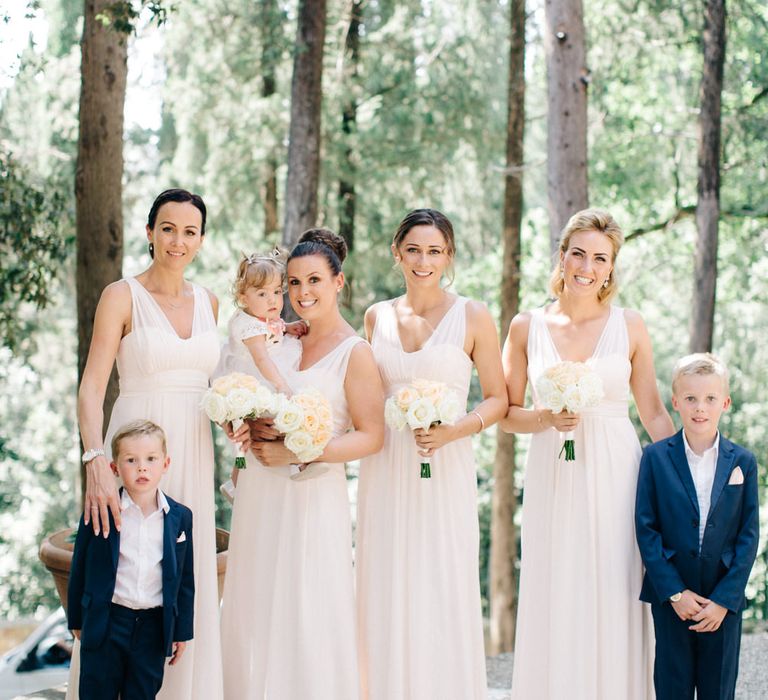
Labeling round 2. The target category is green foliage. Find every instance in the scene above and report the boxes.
[0,151,71,353]
[96,1,174,34]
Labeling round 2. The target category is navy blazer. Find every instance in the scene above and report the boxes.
[635,430,759,613]
[67,491,195,656]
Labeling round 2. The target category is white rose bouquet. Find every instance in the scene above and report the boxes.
[384,379,463,478]
[202,374,334,473]
[535,361,604,461]
[201,372,281,469]
[275,389,334,465]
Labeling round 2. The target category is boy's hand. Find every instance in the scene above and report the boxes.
[72,629,81,640]
[671,590,709,621]
[689,601,727,632]
[169,641,186,665]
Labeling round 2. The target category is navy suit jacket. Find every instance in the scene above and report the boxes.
[635,430,759,613]
[67,491,194,656]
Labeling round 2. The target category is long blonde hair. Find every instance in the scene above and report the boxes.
[548,208,624,304]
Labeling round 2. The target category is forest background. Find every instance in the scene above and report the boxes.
[1,0,767,655]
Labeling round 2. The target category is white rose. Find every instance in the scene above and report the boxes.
[252,385,278,415]
[274,400,305,434]
[226,388,256,420]
[201,391,228,423]
[436,392,462,425]
[406,397,438,431]
[536,376,565,413]
[285,430,314,460]
[562,384,583,413]
[385,397,408,431]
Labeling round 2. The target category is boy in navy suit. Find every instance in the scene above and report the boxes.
[68,420,194,699]
[636,353,759,700]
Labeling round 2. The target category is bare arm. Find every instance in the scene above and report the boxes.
[252,342,385,466]
[626,309,675,442]
[206,288,219,322]
[363,304,379,343]
[243,334,292,395]
[498,312,578,435]
[77,281,131,536]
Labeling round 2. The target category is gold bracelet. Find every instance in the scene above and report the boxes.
[470,410,485,433]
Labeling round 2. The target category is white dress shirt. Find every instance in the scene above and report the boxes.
[111,489,169,610]
[682,431,720,548]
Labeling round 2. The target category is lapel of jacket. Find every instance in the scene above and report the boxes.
[707,435,735,519]
[668,430,700,514]
[110,492,122,573]
[163,501,180,583]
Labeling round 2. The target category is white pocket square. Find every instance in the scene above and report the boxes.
[728,466,744,485]
[176,531,187,543]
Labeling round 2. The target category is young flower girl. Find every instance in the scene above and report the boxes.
[218,250,305,497]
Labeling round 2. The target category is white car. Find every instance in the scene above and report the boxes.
[0,609,71,699]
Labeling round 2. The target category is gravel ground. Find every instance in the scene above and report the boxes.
[14,633,768,699]
[486,632,768,699]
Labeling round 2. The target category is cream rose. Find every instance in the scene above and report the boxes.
[201,391,228,424]
[406,397,438,431]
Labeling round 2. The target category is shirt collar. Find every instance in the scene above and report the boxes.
[682,430,720,461]
[119,487,170,515]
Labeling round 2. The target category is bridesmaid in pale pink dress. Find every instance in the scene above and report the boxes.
[73,189,224,699]
[501,208,674,699]
[221,228,384,699]
[356,209,508,700]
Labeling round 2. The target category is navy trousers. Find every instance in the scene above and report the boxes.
[80,603,166,700]
[651,602,742,700]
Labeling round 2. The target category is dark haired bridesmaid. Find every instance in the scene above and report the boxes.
[356,209,507,699]
[220,228,384,699]
[73,189,224,699]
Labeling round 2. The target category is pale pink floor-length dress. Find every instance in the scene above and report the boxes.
[511,305,654,699]
[67,277,224,700]
[356,296,487,700]
[220,336,364,699]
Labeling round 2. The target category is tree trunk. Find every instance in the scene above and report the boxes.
[261,0,280,238]
[689,0,726,353]
[75,0,127,502]
[489,0,525,656]
[338,0,362,308]
[544,0,588,256]
[282,0,327,248]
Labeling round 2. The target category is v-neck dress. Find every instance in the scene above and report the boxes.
[220,335,364,699]
[355,296,487,700]
[67,276,224,700]
[510,305,654,699]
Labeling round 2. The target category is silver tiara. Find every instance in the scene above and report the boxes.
[243,247,285,266]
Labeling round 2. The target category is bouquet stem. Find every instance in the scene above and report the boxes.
[420,457,432,479]
[232,418,247,469]
[559,431,576,461]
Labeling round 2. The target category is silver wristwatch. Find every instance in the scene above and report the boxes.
[81,448,105,464]
[669,591,683,603]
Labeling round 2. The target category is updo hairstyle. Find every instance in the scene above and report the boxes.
[288,228,348,275]
[147,188,207,259]
[548,208,624,304]
[392,208,456,257]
